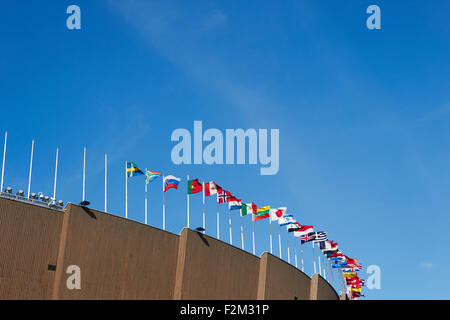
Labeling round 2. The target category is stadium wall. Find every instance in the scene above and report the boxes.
[0,197,340,300]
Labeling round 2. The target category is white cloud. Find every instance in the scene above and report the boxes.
[419,261,433,270]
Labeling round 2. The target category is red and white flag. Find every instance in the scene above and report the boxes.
[217,189,231,204]
[294,224,314,237]
[204,181,221,196]
[270,207,286,221]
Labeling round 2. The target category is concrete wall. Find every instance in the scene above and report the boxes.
[0,198,341,300]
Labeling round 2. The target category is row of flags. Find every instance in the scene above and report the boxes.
[126,161,364,299]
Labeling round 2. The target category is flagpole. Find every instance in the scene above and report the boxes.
[53,147,59,201]
[322,254,326,280]
[312,241,317,274]
[1,131,7,193]
[145,168,148,225]
[186,174,190,228]
[300,241,304,272]
[317,242,322,276]
[202,182,205,234]
[278,224,282,259]
[269,218,273,254]
[294,237,298,268]
[125,161,128,219]
[228,206,232,245]
[104,153,107,212]
[286,229,290,264]
[82,146,86,202]
[240,214,244,250]
[216,201,219,239]
[252,213,255,255]
[27,139,34,198]
[162,175,166,230]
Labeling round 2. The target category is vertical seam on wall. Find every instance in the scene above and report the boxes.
[51,204,71,300]
[173,228,188,299]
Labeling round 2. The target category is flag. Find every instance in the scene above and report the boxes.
[270,207,286,221]
[312,231,328,243]
[254,206,270,221]
[204,181,220,196]
[343,272,358,278]
[241,203,257,217]
[294,225,313,237]
[145,170,161,184]
[287,221,301,232]
[228,197,242,210]
[278,214,296,226]
[187,178,203,194]
[301,232,316,244]
[164,175,181,192]
[344,256,362,269]
[127,162,144,177]
[342,267,362,272]
[217,189,231,204]
[320,240,338,253]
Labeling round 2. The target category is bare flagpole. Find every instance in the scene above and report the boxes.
[1,131,7,192]
[52,147,59,201]
[27,139,35,198]
[104,153,107,212]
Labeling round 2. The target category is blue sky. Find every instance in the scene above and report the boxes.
[0,0,449,299]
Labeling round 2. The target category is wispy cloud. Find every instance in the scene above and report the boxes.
[419,261,433,270]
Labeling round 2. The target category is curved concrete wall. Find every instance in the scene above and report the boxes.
[0,198,340,300]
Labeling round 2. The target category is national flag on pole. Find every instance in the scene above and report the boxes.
[127,162,144,177]
[254,206,270,221]
[320,240,338,253]
[342,267,362,272]
[294,224,314,237]
[241,203,257,217]
[312,231,328,243]
[300,232,316,244]
[145,170,161,184]
[278,214,295,226]
[187,178,203,194]
[342,272,358,278]
[204,181,221,196]
[164,175,181,192]
[217,189,231,204]
[270,207,286,221]
[228,197,242,210]
[287,220,301,232]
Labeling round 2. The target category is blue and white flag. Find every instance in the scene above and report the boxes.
[229,199,242,211]
[312,231,328,243]
[278,214,295,226]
